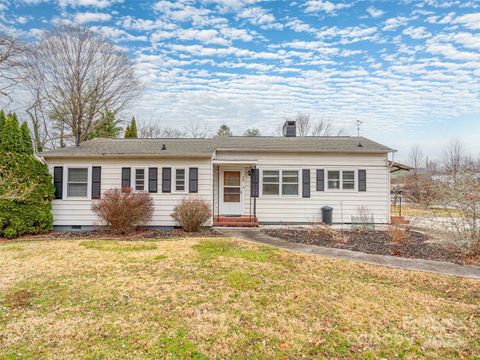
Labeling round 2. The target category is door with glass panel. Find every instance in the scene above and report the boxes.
[221,170,242,215]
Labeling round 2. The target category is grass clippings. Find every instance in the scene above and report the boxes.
[0,237,479,359]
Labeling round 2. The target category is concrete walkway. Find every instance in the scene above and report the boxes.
[217,228,480,280]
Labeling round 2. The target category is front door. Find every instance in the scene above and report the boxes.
[221,170,242,215]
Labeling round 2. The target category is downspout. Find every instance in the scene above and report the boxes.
[388,150,397,224]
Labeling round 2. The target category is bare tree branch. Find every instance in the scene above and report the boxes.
[22,25,141,146]
[0,33,25,102]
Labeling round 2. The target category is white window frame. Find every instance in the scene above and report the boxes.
[173,167,188,193]
[64,166,91,199]
[261,169,301,198]
[326,169,357,192]
[342,170,356,190]
[133,167,148,192]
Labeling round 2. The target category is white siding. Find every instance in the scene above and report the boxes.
[213,151,390,224]
[47,157,212,227]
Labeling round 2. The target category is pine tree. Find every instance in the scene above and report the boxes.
[124,116,138,138]
[88,110,122,140]
[216,124,232,137]
[20,122,34,154]
[0,113,23,153]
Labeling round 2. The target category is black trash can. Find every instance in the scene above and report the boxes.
[321,206,333,225]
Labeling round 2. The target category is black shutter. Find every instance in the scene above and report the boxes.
[250,168,259,198]
[189,167,198,193]
[358,170,367,192]
[121,167,131,190]
[92,166,101,199]
[302,169,310,198]
[148,168,158,193]
[316,169,325,191]
[162,167,171,193]
[53,166,63,199]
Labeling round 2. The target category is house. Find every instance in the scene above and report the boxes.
[41,121,395,230]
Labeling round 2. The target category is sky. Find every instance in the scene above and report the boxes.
[1,0,480,161]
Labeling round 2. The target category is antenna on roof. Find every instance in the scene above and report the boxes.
[355,120,363,147]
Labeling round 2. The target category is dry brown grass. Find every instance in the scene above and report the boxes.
[0,237,479,359]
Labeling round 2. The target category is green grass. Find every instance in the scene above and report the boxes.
[0,237,479,359]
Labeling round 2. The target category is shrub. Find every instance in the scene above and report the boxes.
[171,197,211,232]
[0,153,54,238]
[388,226,408,245]
[91,188,154,234]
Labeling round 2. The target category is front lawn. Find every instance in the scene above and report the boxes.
[1,237,479,359]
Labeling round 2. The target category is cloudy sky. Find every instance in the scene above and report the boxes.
[1,0,480,161]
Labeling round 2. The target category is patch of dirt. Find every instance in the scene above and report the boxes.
[265,228,476,266]
[9,228,223,241]
[5,289,35,309]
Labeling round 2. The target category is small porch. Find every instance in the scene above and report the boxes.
[212,160,258,227]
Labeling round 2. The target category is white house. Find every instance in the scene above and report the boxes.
[41,121,395,230]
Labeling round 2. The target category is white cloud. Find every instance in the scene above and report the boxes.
[367,6,384,18]
[74,12,111,23]
[90,26,148,42]
[237,6,275,25]
[304,0,352,14]
[285,18,316,33]
[383,16,409,31]
[58,0,122,8]
[455,12,480,29]
[403,26,431,39]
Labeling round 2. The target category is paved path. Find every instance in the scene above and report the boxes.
[217,228,480,279]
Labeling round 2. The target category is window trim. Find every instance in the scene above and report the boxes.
[173,167,188,193]
[326,169,357,192]
[64,166,91,199]
[132,167,148,192]
[260,169,301,198]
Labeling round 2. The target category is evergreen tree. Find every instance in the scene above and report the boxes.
[20,122,34,154]
[216,124,232,137]
[88,110,122,140]
[0,113,23,153]
[124,116,138,138]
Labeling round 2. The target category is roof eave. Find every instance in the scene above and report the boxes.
[41,153,213,159]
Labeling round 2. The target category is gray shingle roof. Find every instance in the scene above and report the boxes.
[41,136,394,158]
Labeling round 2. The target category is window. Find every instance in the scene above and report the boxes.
[174,168,186,192]
[67,168,88,197]
[282,170,299,195]
[342,170,355,190]
[328,171,340,189]
[262,170,279,195]
[262,170,300,196]
[135,168,145,191]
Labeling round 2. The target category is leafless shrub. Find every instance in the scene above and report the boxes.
[439,175,480,255]
[171,196,211,232]
[388,226,408,245]
[92,188,154,234]
[403,173,439,207]
[354,206,374,231]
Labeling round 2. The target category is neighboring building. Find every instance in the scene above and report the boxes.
[41,121,395,230]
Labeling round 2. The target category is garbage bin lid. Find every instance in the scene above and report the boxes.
[321,206,333,210]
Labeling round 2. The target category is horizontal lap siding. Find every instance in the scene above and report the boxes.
[48,158,212,227]
[215,151,390,223]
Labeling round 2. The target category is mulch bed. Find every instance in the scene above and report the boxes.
[265,228,480,266]
[2,228,223,242]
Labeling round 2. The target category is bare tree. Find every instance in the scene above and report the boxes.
[0,33,25,102]
[23,25,141,146]
[243,128,261,137]
[442,138,467,177]
[185,124,212,138]
[281,113,344,136]
[285,112,310,136]
[408,145,425,174]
